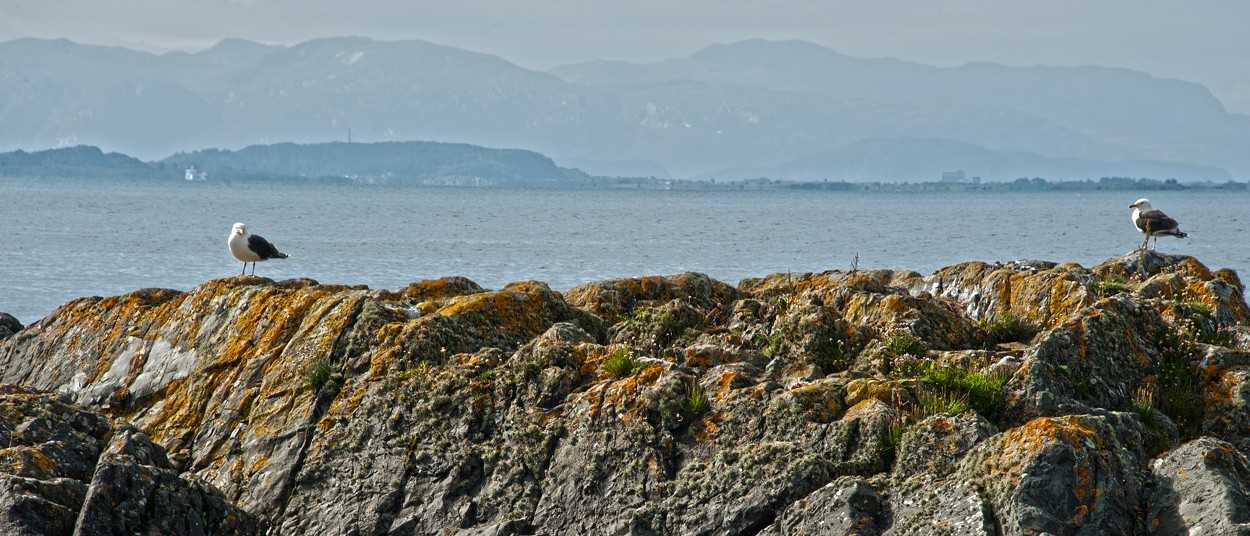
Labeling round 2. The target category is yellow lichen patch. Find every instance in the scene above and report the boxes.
[969,415,1113,526]
[3,447,55,479]
[566,272,737,319]
[840,398,895,423]
[383,277,486,303]
[783,379,847,423]
[844,378,903,408]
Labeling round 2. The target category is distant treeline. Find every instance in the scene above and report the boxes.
[609,175,1249,192]
[1,144,1246,191]
[0,142,594,186]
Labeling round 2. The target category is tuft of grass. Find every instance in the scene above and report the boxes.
[1184,301,1213,316]
[1093,274,1130,297]
[473,368,496,381]
[304,359,334,391]
[922,366,1003,416]
[815,337,847,373]
[680,383,710,422]
[1131,384,1156,423]
[885,329,928,357]
[616,310,642,325]
[601,348,648,378]
[1156,325,1203,437]
[985,312,1036,344]
[916,388,970,418]
[881,413,907,454]
[896,362,1005,418]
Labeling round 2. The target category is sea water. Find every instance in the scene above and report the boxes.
[3,178,1248,325]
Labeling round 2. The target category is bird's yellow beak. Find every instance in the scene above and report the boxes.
[1128,203,1136,208]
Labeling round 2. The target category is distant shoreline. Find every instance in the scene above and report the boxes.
[4,174,1246,193]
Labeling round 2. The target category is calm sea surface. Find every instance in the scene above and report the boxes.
[3,178,1248,325]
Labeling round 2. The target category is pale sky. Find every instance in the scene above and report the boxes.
[3,0,1249,113]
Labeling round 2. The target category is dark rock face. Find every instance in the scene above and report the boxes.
[0,312,21,341]
[0,385,259,535]
[1,253,1249,534]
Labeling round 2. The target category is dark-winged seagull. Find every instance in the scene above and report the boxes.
[228,223,289,276]
[1129,198,1187,250]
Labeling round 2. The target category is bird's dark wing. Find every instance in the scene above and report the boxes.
[248,234,285,259]
[1136,210,1179,234]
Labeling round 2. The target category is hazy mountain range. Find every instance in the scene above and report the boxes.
[2,36,1246,182]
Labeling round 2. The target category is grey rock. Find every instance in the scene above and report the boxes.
[885,479,995,536]
[0,385,258,536]
[762,476,882,535]
[892,411,995,479]
[1149,437,1250,535]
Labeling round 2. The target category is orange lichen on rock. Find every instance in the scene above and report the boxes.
[566,272,738,320]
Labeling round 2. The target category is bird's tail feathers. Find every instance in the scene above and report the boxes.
[273,252,290,259]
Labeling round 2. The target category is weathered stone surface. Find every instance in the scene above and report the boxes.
[893,411,995,479]
[907,259,1096,331]
[1149,437,1250,535]
[884,479,995,536]
[565,271,739,321]
[956,413,1150,535]
[1,255,1248,534]
[0,385,257,535]
[760,476,883,535]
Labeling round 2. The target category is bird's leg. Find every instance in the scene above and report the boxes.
[240,262,247,276]
[249,262,256,276]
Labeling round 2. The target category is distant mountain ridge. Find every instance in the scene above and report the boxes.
[0,36,1246,181]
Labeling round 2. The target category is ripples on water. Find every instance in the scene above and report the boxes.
[3,178,1248,324]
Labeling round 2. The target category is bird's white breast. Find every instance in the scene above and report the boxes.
[228,232,263,262]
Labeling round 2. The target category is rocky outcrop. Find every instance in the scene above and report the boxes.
[1,250,1248,534]
[1149,437,1250,535]
[0,385,259,535]
[0,313,21,341]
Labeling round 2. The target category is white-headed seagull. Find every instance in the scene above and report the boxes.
[1129,198,1187,250]
[228,223,289,276]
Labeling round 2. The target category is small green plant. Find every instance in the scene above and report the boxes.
[616,310,642,325]
[1131,384,1155,423]
[304,359,334,391]
[1198,328,1232,347]
[680,383,710,422]
[1185,301,1213,316]
[884,329,928,357]
[1093,274,1129,296]
[985,312,1036,344]
[1156,324,1203,437]
[759,332,785,357]
[881,413,907,453]
[473,368,496,381]
[814,337,847,373]
[916,388,970,418]
[920,366,1004,416]
[601,348,647,378]
[398,361,430,380]
[889,353,927,379]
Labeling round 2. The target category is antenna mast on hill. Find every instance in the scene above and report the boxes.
[348,127,352,143]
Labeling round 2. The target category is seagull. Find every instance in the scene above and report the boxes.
[228,223,289,276]
[1129,198,1187,250]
